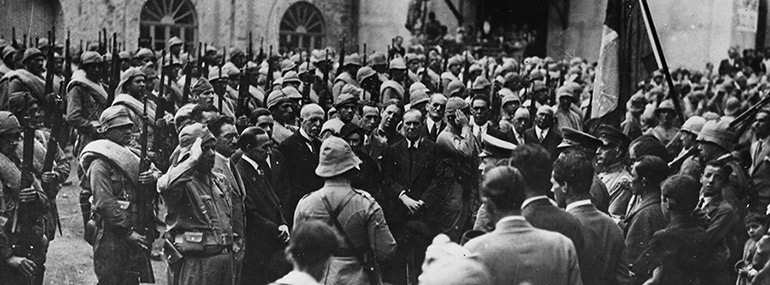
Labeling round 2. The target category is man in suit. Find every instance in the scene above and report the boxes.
[750,110,770,208]
[510,108,530,145]
[718,47,743,77]
[524,105,562,160]
[464,166,582,285]
[236,127,290,284]
[277,103,325,222]
[554,150,631,285]
[380,109,439,284]
[420,94,447,141]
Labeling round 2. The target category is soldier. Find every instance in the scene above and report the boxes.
[332,53,362,102]
[294,136,397,285]
[0,48,47,110]
[555,127,611,214]
[66,51,109,227]
[0,111,50,285]
[595,124,634,220]
[79,106,160,284]
[266,89,298,144]
[158,123,237,285]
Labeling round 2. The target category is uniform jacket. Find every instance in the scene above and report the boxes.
[278,132,324,224]
[524,126,562,161]
[750,138,770,199]
[213,153,245,251]
[464,216,583,285]
[567,201,631,285]
[236,156,289,283]
[522,197,585,254]
[598,163,633,219]
[294,180,397,285]
[622,193,667,264]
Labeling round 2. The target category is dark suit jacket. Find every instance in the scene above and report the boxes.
[718,58,743,77]
[521,197,585,254]
[235,157,288,282]
[524,127,563,160]
[277,133,323,222]
[568,202,631,285]
[622,194,667,264]
[419,119,446,142]
[381,138,439,225]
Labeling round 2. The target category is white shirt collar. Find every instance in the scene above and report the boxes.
[535,125,549,138]
[566,199,593,212]
[299,127,312,142]
[241,154,262,173]
[407,137,422,148]
[521,195,557,209]
[497,215,527,224]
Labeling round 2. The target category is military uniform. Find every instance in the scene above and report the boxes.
[598,163,633,220]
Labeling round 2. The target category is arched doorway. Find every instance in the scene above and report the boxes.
[279,2,325,53]
[139,0,198,50]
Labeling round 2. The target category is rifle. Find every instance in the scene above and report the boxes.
[421,46,430,90]
[182,43,193,104]
[107,33,119,104]
[731,89,770,143]
[64,31,72,83]
[44,31,56,120]
[42,84,66,237]
[137,95,158,283]
[362,44,367,66]
[302,50,312,104]
[159,50,166,104]
[257,37,265,64]
[319,48,329,109]
[338,36,346,76]
[22,34,27,49]
[248,32,254,62]
[35,37,39,48]
[11,27,19,49]
[266,45,274,92]
[217,47,226,113]
[11,95,43,285]
[237,42,250,118]
[462,51,470,87]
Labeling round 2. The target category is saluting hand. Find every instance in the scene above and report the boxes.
[138,170,156,185]
[189,137,203,161]
[6,256,36,278]
[41,171,58,184]
[454,110,469,127]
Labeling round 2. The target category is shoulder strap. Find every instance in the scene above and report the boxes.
[322,190,361,258]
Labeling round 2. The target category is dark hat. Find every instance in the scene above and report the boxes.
[557,127,603,151]
[480,133,517,158]
[596,124,630,147]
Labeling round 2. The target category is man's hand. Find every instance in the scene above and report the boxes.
[454,110,468,127]
[19,187,37,203]
[41,171,58,184]
[277,225,290,243]
[126,231,149,250]
[138,170,156,185]
[400,193,424,214]
[6,256,36,278]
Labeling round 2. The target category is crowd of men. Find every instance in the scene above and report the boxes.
[2,30,770,285]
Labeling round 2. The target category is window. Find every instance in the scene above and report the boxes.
[139,0,197,50]
[279,2,325,53]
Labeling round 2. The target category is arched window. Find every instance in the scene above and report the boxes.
[279,2,325,52]
[139,0,197,50]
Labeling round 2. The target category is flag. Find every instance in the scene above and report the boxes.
[589,0,657,127]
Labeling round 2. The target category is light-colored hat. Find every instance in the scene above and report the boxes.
[2,46,16,60]
[98,105,134,133]
[321,118,345,136]
[446,97,469,114]
[405,53,421,64]
[168,36,183,47]
[447,56,462,67]
[22,48,44,63]
[335,93,358,108]
[410,82,429,95]
[471,77,491,91]
[556,85,574,99]
[343,53,362,67]
[298,61,315,74]
[409,89,430,107]
[315,136,362,177]
[81,51,103,65]
[357,66,377,82]
[280,59,297,73]
[136,48,154,59]
[469,64,482,73]
[445,80,464,97]
[208,66,228,81]
[681,116,706,136]
[724,97,742,116]
[341,84,363,99]
[389,57,407,70]
[380,80,405,99]
[116,67,146,94]
[499,88,520,107]
[0,111,21,135]
[118,51,131,60]
[655,100,676,114]
[266,90,291,109]
[229,47,244,60]
[282,71,302,84]
[176,122,216,164]
[223,63,240,77]
[369,52,387,66]
[697,119,734,151]
[282,86,303,99]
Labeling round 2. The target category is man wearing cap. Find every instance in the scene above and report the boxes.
[266,89,298,144]
[522,81,548,111]
[358,66,380,102]
[697,119,750,211]
[168,36,185,64]
[80,106,161,284]
[380,79,405,103]
[431,97,480,241]
[0,111,51,284]
[67,51,109,159]
[235,127,291,284]
[554,85,583,132]
[471,131,519,232]
[596,125,634,219]
[556,127,611,214]
[524,106,562,160]
[405,53,421,88]
[441,56,462,91]
[368,52,389,81]
[278,104,326,223]
[332,93,359,126]
[674,116,707,180]
[111,68,153,148]
[157,122,236,284]
[0,48,49,110]
[380,109,440,282]
[0,44,14,77]
[750,110,770,208]
[332,53,361,101]
[646,100,680,146]
[420,94,448,141]
[389,57,408,85]
[622,93,647,141]
[294,136,397,285]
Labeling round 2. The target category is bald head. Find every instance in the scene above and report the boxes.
[514,108,530,120]
[300,103,326,139]
[300,103,325,119]
[428,93,448,122]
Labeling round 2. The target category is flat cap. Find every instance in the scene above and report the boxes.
[445,97,469,114]
[390,57,407,70]
[596,124,630,147]
[480,133,517,158]
[557,127,603,150]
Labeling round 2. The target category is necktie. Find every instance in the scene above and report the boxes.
[430,122,438,138]
[538,130,545,142]
[755,142,763,167]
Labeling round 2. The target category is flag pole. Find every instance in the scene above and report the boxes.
[638,0,683,120]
